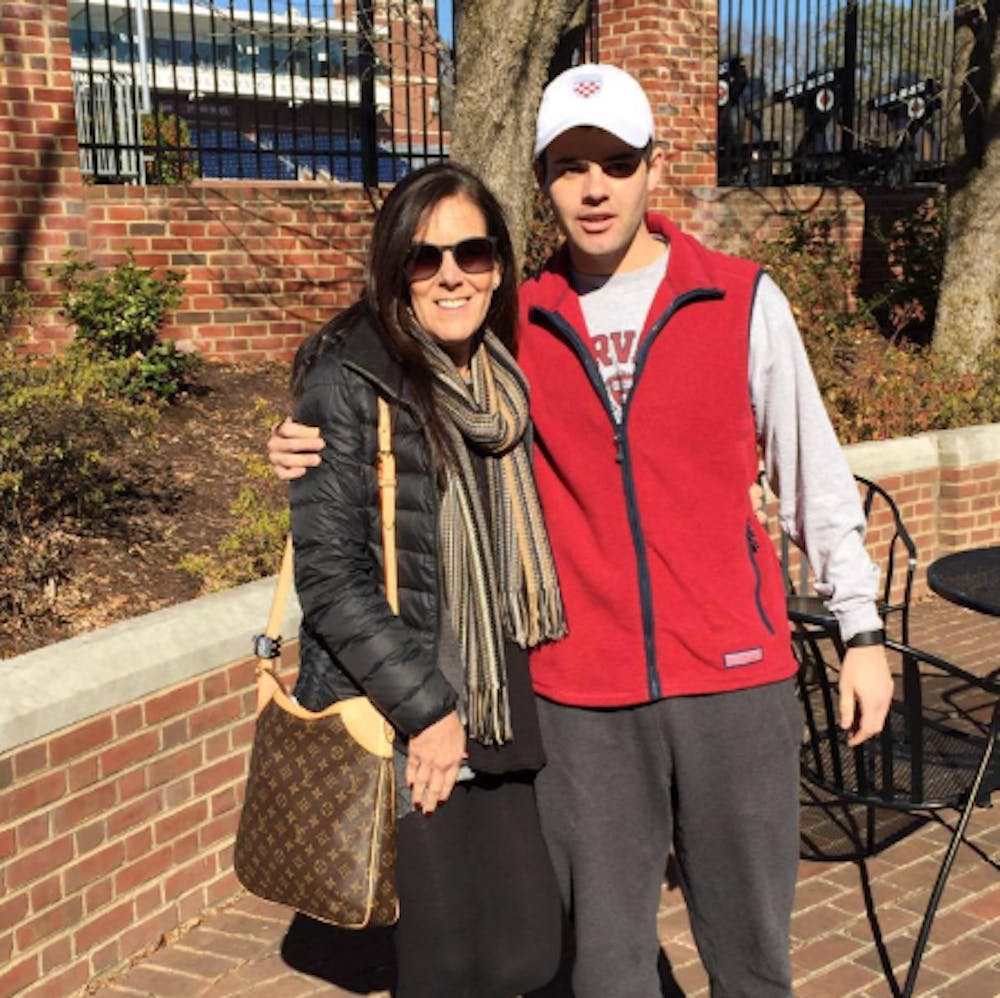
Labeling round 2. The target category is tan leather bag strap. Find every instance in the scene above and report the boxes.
[376,396,399,613]
[257,397,398,676]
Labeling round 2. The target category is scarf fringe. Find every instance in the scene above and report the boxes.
[502,585,567,648]
[466,684,513,747]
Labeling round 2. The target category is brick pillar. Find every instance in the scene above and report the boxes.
[597,0,718,228]
[0,0,86,351]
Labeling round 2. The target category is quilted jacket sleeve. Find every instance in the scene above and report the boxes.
[289,354,457,737]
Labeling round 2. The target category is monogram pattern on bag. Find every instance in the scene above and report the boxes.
[234,699,398,927]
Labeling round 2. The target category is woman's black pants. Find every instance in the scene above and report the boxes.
[393,773,562,998]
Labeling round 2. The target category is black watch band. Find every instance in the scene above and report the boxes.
[845,629,885,648]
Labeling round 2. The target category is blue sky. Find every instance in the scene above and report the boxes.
[222,0,453,42]
[439,0,453,44]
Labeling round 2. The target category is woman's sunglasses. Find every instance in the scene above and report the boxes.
[404,237,498,283]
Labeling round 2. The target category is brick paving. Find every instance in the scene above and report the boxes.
[89,597,1000,997]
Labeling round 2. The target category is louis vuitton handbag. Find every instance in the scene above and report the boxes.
[234,398,400,928]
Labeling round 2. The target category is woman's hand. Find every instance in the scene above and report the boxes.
[406,711,467,815]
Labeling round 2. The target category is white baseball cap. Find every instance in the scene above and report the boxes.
[534,63,655,158]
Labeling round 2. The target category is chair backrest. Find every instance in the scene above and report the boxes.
[855,476,918,643]
[794,630,1000,810]
[781,475,918,643]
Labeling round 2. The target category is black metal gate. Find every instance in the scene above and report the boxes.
[70,0,600,188]
[718,0,953,187]
[70,0,455,186]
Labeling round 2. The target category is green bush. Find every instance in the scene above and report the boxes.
[179,457,289,593]
[872,195,946,345]
[90,341,200,402]
[177,400,287,592]
[1,281,34,337]
[52,251,198,402]
[0,348,152,524]
[0,345,154,643]
[141,111,200,185]
[753,211,1000,443]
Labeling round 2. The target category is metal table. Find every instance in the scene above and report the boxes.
[927,545,1000,618]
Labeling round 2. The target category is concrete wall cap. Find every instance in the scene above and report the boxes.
[844,423,1000,478]
[0,577,301,754]
[845,432,940,479]
[935,423,1000,468]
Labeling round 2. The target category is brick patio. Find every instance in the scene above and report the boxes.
[88,597,1000,998]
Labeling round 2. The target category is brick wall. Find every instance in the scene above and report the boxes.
[691,185,867,259]
[10,180,377,360]
[0,0,383,361]
[598,0,719,228]
[849,459,1000,606]
[0,645,296,998]
[5,0,884,361]
[874,469,941,591]
[82,184,374,361]
[0,0,89,352]
[939,463,1000,551]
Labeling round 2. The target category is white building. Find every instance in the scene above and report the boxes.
[69,0,448,184]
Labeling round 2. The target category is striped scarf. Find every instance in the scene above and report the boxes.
[414,329,566,745]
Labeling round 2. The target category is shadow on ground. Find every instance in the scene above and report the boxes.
[280,913,396,993]
[279,898,689,997]
[800,789,928,863]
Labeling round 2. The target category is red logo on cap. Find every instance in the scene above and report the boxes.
[573,78,602,98]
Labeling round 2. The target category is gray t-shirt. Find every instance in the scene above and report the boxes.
[573,249,668,421]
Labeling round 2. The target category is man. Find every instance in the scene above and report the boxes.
[268,64,893,997]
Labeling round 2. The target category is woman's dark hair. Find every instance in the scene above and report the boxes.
[292,162,519,464]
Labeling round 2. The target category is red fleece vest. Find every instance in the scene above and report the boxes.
[518,216,796,706]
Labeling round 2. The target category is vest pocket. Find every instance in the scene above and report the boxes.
[745,523,776,635]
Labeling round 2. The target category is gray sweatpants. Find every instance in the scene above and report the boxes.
[533,679,801,998]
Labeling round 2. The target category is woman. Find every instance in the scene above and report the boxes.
[289,162,565,997]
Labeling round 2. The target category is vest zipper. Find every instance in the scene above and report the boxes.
[614,423,660,697]
[745,523,776,635]
[532,287,722,701]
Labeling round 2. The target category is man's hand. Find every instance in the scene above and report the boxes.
[749,479,767,526]
[267,418,323,481]
[838,644,894,746]
[406,711,467,815]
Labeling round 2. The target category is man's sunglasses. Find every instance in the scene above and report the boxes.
[546,141,654,180]
[404,237,498,282]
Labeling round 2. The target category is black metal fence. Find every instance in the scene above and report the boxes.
[70,0,600,188]
[718,0,953,187]
[70,0,455,186]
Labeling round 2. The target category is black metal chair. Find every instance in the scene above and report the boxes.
[793,625,1000,996]
[783,474,918,646]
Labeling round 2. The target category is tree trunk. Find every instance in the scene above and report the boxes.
[933,3,1000,361]
[449,0,587,269]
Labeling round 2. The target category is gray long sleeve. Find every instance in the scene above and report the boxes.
[748,273,882,641]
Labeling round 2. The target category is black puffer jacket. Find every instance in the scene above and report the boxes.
[290,312,458,737]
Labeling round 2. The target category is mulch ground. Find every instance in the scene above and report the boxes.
[3,361,292,659]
